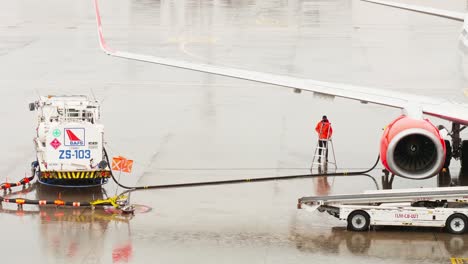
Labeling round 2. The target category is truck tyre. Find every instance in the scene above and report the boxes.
[446,214,468,234]
[347,210,370,232]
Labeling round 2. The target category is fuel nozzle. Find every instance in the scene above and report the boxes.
[116,192,134,214]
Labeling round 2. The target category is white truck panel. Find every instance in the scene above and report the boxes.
[41,123,104,171]
[31,95,110,187]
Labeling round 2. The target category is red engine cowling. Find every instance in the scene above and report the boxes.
[380,115,446,179]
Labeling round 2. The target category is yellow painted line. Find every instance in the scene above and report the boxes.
[170,35,218,63]
[451,258,468,264]
[167,36,217,44]
[255,17,281,26]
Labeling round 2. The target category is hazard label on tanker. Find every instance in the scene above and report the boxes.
[52,129,61,138]
[50,138,61,150]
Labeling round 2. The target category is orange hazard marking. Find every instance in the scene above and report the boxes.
[112,156,133,173]
[54,200,65,206]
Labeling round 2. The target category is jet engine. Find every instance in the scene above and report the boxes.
[380,116,446,179]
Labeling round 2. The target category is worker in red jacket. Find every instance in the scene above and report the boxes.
[315,115,333,162]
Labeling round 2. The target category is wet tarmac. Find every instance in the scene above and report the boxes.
[1,0,468,263]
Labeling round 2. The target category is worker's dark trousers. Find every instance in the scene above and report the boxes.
[318,140,328,161]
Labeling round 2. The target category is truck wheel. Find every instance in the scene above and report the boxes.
[446,214,468,234]
[347,210,370,232]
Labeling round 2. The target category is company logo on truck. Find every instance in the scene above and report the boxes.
[64,128,85,146]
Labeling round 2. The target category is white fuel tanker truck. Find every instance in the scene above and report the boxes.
[29,95,110,187]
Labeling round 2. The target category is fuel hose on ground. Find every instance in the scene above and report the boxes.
[104,148,381,192]
[0,175,35,191]
[0,192,126,208]
[0,151,381,209]
[0,170,124,208]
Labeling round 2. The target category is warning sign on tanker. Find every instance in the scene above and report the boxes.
[52,129,61,138]
[50,138,61,150]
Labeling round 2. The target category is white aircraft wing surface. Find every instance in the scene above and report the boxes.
[361,0,465,21]
[94,0,468,125]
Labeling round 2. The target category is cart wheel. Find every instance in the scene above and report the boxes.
[347,210,370,232]
[446,214,468,234]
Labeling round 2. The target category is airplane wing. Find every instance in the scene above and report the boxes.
[361,0,465,22]
[93,0,468,125]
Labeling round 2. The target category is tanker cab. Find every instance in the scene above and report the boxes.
[30,95,100,125]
